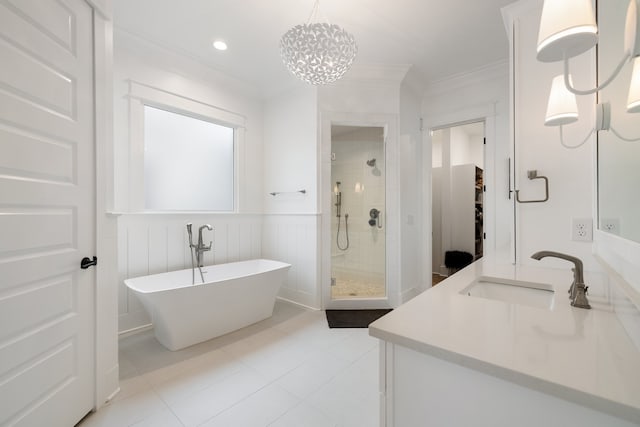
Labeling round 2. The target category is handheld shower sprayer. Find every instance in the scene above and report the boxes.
[334,181,350,250]
[187,223,194,246]
[187,223,196,284]
[334,181,342,218]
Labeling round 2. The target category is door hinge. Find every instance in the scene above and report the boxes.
[483,185,486,192]
[483,232,486,240]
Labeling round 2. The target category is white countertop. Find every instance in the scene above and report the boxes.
[369,258,640,424]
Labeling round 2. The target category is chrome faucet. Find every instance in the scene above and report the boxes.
[186,223,213,284]
[195,224,213,267]
[530,251,591,309]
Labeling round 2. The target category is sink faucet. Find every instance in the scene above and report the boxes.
[195,224,213,267]
[530,251,591,309]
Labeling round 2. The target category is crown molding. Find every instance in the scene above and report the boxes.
[338,62,412,86]
[424,60,509,98]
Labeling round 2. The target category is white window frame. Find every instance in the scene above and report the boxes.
[127,80,245,212]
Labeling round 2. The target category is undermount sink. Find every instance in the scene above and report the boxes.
[461,276,555,310]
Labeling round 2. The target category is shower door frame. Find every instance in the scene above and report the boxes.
[320,112,399,310]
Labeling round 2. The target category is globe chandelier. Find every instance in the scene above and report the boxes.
[280,0,357,85]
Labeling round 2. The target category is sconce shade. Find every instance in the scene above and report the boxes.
[626,0,640,58]
[545,75,579,126]
[537,0,598,62]
[629,56,640,113]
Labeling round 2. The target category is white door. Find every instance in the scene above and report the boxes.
[0,0,96,425]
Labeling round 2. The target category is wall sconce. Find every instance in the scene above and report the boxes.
[545,74,640,148]
[537,0,640,99]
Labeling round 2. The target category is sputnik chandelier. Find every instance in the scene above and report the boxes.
[280,0,357,85]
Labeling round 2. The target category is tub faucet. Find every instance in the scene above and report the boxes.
[530,250,591,309]
[196,224,213,268]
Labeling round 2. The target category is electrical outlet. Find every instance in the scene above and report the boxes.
[601,218,620,235]
[572,218,593,242]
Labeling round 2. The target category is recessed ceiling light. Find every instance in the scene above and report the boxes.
[213,40,227,51]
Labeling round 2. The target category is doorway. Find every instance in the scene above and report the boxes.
[321,114,398,310]
[432,121,485,281]
[330,126,386,300]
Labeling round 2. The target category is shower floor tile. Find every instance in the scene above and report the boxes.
[331,278,385,299]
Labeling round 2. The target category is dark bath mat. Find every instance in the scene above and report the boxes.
[325,309,392,328]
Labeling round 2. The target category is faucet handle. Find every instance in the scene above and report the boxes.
[571,283,591,309]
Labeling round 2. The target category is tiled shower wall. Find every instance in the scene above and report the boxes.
[331,128,386,286]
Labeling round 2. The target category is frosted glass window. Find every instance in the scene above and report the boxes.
[144,106,234,211]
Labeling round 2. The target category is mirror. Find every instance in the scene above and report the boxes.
[597,0,640,243]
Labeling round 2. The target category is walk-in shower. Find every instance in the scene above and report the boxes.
[330,125,386,300]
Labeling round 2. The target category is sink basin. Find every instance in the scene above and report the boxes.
[461,276,555,310]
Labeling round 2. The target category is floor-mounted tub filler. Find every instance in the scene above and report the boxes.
[124,259,291,350]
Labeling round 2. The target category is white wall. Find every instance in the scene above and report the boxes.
[262,86,321,308]
[432,133,443,167]
[505,1,598,271]
[113,30,266,332]
[399,76,426,299]
[450,126,471,166]
[263,86,318,214]
[469,134,485,168]
[450,127,484,168]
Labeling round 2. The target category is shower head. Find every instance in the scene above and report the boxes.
[186,223,193,246]
[366,158,376,167]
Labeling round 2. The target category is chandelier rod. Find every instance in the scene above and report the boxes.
[306,0,330,25]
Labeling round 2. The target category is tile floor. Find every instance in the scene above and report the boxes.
[79,301,380,427]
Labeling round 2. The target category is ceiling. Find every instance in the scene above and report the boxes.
[113,0,515,98]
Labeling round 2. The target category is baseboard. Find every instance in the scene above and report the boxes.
[276,296,320,311]
[118,323,153,338]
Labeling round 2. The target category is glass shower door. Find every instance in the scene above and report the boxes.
[330,126,386,300]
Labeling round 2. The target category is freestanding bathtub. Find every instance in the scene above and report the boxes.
[124,259,291,351]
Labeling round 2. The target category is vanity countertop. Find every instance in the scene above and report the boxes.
[369,258,640,424]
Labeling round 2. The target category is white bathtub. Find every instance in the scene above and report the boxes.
[124,259,291,351]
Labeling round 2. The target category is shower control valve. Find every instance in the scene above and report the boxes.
[369,208,383,229]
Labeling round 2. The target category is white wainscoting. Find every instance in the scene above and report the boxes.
[117,213,262,333]
[262,214,321,309]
